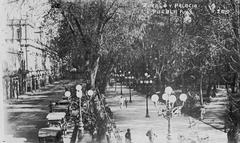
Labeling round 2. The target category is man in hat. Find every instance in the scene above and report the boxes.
[125,128,131,143]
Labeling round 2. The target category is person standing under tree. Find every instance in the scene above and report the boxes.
[125,128,131,143]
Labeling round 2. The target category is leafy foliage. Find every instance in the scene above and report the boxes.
[68,85,113,139]
[45,0,154,91]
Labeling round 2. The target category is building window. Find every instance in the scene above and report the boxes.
[17,27,22,41]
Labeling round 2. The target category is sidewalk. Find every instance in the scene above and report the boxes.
[105,83,227,143]
[202,88,228,132]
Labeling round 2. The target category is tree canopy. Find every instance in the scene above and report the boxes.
[43,0,240,141]
[44,0,240,95]
[45,0,153,91]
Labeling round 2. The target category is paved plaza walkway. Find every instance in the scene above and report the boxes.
[106,83,228,143]
[2,80,228,143]
[202,88,228,132]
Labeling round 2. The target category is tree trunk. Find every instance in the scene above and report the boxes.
[90,57,100,89]
[200,74,204,105]
[181,73,184,90]
[238,78,240,93]
[207,74,212,98]
[227,123,240,143]
[231,73,237,93]
[156,66,163,92]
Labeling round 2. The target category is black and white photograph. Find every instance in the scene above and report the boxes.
[0,0,240,143]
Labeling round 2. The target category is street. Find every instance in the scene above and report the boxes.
[4,80,76,143]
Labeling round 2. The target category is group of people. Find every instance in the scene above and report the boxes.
[119,95,128,109]
[124,128,158,143]
[118,95,158,143]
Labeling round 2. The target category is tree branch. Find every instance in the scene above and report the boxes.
[229,62,240,73]
[100,7,119,34]
[96,1,104,34]
[104,0,117,16]
[68,5,85,38]
[62,10,76,37]
[230,55,240,65]
[35,40,58,56]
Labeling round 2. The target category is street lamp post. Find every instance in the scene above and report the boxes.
[76,84,84,136]
[140,72,153,118]
[87,89,94,97]
[114,73,118,92]
[126,71,134,103]
[64,91,71,100]
[129,76,134,103]
[119,71,124,95]
[156,86,187,142]
[64,90,71,116]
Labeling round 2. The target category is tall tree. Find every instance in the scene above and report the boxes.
[45,0,153,91]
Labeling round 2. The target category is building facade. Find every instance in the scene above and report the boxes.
[2,0,60,100]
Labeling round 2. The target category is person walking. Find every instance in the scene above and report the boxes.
[125,128,131,143]
[124,98,128,108]
[119,96,124,109]
[146,129,157,143]
[106,130,111,143]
